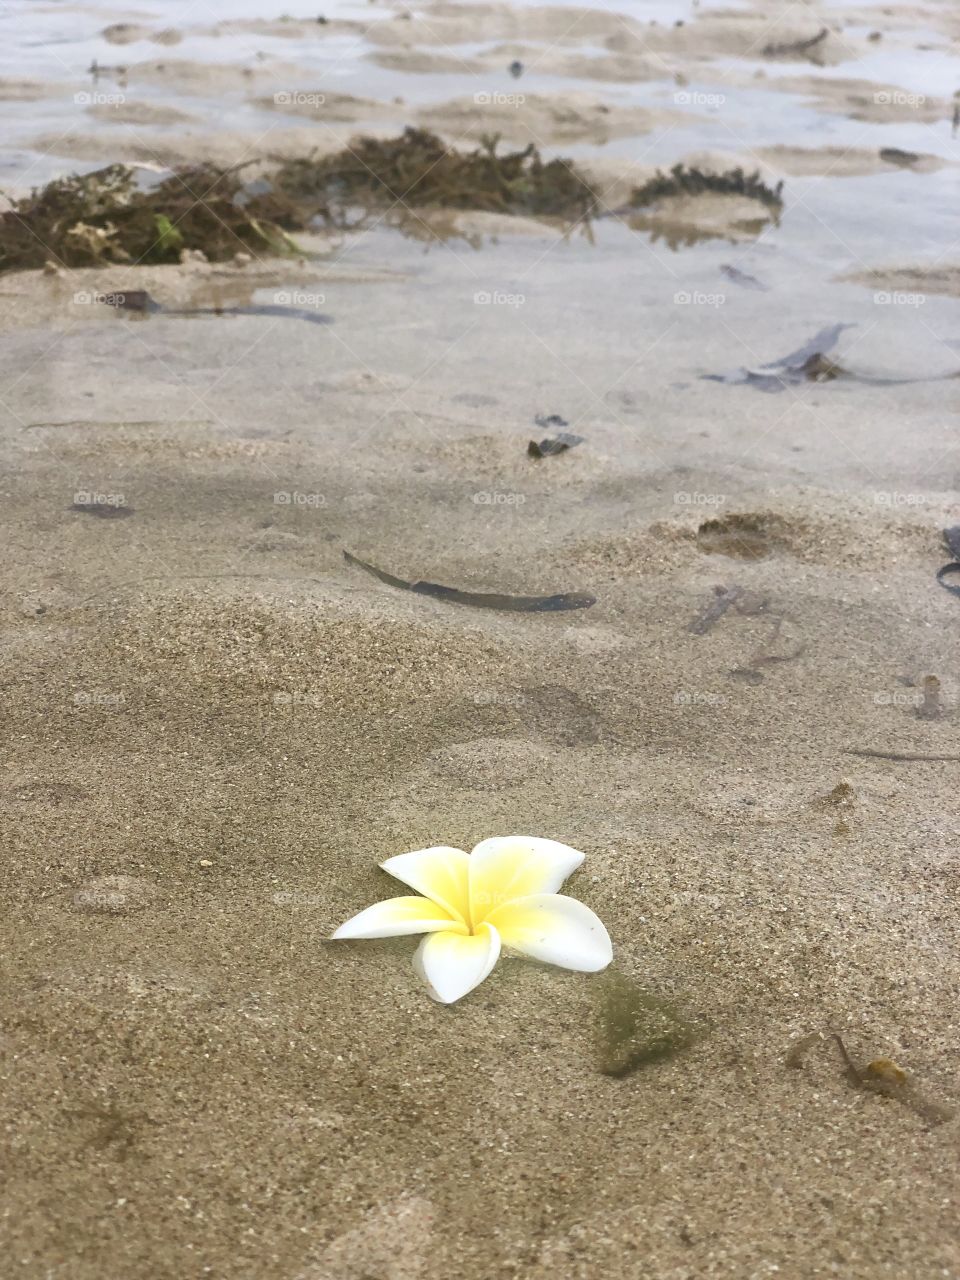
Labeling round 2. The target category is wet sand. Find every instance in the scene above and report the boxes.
[1,1,960,1277]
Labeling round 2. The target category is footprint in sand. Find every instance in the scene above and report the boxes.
[696,513,783,561]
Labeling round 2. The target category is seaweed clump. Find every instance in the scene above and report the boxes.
[0,163,302,274]
[274,127,599,223]
[629,164,784,212]
[595,969,694,1077]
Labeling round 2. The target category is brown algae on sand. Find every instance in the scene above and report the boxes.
[0,133,600,273]
[0,139,789,273]
[0,163,302,272]
[816,780,856,810]
[628,164,784,214]
[275,127,599,222]
[596,969,694,1077]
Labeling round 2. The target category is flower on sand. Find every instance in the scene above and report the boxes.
[333,836,612,1003]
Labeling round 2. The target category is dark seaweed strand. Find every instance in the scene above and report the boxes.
[343,550,595,613]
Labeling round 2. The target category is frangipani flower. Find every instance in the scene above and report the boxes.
[333,836,612,1003]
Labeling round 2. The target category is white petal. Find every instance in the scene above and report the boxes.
[380,846,470,926]
[412,923,501,1003]
[468,836,585,926]
[484,894,612,971]
[332,896,467,939]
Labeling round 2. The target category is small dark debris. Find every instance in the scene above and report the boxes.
[762,27,828,60]
[689,584,741,634]
[688,584,769,633]
[917,675,942,721]
[99,289,161,313]
[528,432,584,458]
[879,147,919,167]
[816,780,855,810]
[705,323,852,392]
[70,502,134,519]
[799,352,842,382]
[508,60,524,78]
[720,263,767,291]
[709,324,960,393]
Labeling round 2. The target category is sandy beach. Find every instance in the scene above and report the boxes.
[1,0,959,1276]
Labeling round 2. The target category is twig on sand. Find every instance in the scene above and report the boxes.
[787,1030,953,1126]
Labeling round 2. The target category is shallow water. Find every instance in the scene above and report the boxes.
[2,3,960,1279]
